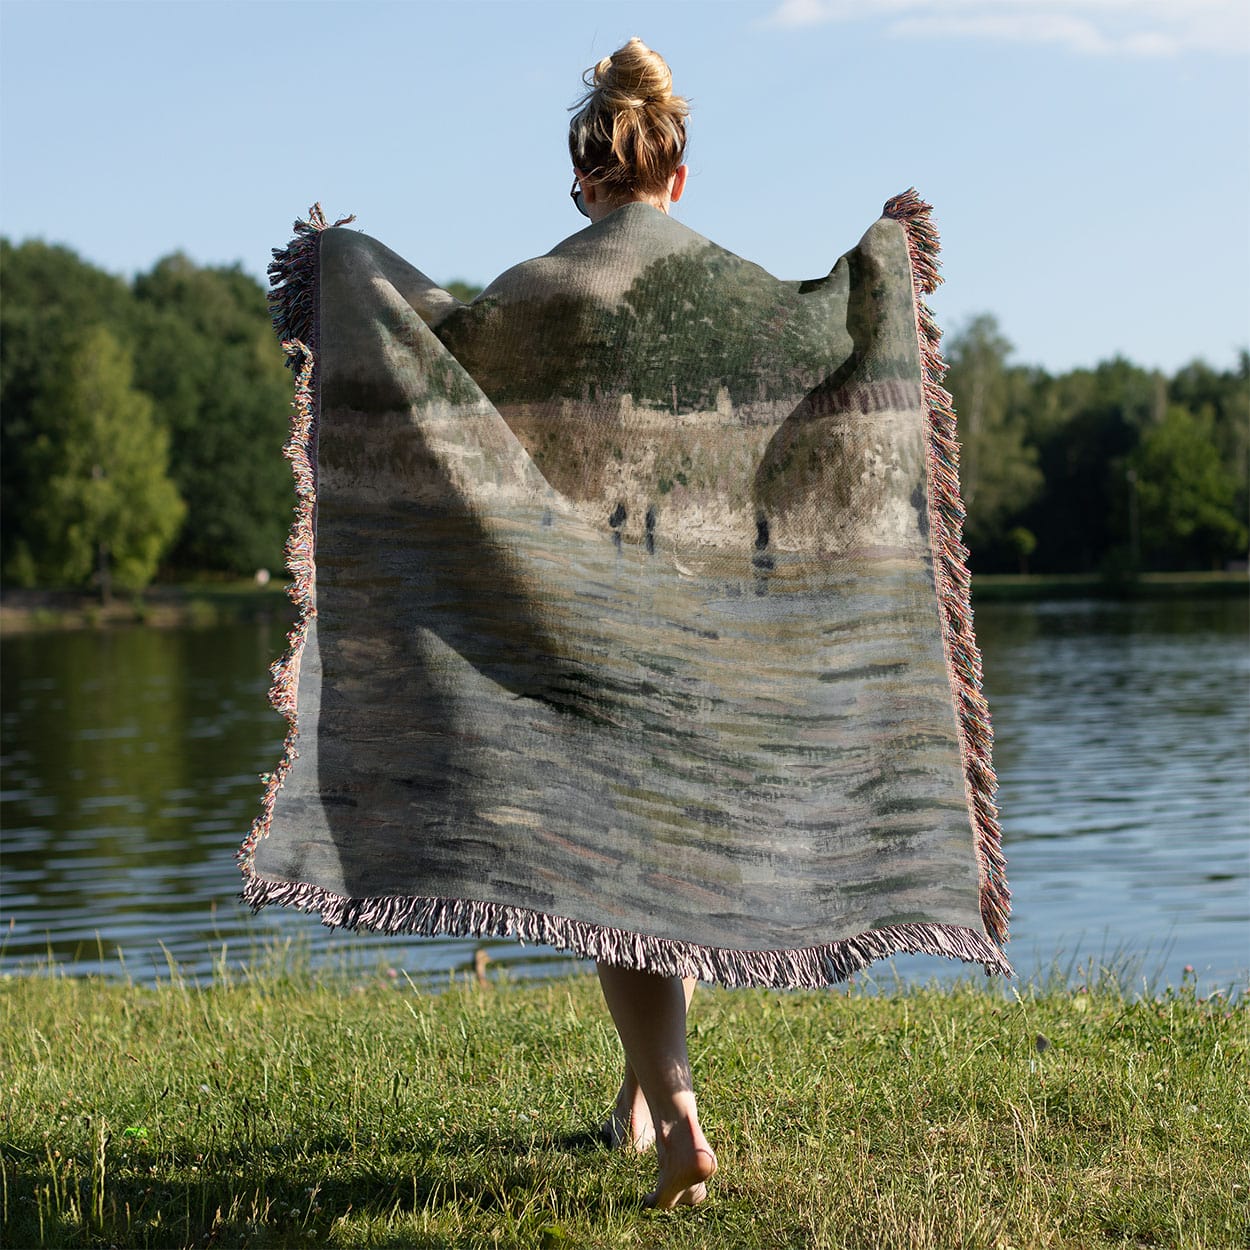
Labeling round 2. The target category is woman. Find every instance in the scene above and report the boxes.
[247,33,1009,1221]
[563,36,715,1212]
[440,34,715,1209]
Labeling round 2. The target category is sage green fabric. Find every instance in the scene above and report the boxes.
[245,203,1009,985]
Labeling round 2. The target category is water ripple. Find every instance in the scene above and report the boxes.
[1,599,1246,991]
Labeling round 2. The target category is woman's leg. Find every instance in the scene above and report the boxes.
[596,964,717,1208]
[602,977,696,1151]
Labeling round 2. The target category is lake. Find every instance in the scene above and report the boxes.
[2,596,1246,994]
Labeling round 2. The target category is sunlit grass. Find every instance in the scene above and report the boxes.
[2,957,1245,1249]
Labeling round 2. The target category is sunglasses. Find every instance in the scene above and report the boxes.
[570,177,589,219]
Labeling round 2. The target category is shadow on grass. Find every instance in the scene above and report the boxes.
[3,1126,632,1250]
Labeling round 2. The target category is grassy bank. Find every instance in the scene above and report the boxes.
[2,966,1245,1249]
[0,582,293,634]
[970,570,1248,602]
[1,570,1245,633]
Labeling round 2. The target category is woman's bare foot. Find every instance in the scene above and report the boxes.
[602,1075,655,1151]
[644,1115,717,1209]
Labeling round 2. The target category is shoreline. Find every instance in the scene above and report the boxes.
[0,581,294,634]
[1,570,1245,634]
[969,569,1248,601]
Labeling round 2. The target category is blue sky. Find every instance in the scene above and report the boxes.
[2,0,1246,374]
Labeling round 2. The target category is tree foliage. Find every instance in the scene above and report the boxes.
[444,279,483,304]
[1130,406,1246,568]
[1,240,292,583]
[1,239,139,580]
[943,315,1043,559]
[942,316,1248,573]
[131,255,293,574]
[16,326,184,594]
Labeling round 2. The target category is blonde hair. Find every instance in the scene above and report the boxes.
[568,37,688,198]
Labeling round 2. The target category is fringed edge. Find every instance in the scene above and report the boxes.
[265,203,355,369]
[883,188,1011,948]
[238,205,349,879]
[241,873,1014,988]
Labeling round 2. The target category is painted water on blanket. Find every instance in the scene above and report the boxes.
[2,596,1246,994]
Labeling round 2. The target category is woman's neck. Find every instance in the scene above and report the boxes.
[586,193,670,225]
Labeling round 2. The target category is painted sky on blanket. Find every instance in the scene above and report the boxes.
[1,0,1246,375]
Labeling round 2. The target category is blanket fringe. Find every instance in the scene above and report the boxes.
[266,203,355,366]
[241,872,1013,987]
[883,188,1011,947]
[238,205,348,876]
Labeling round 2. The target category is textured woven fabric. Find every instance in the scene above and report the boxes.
[239,194,1011,987]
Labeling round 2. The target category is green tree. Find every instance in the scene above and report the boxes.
[1129,405,1246,570]
[1,239,138,580]
[22,327,185,595]
[1020,357,1163,572]
[1169,353,1250,535]
[131,256,293,574]
[444,279,483,304]
[943,315,1043,564]
[1006,526,1037,574]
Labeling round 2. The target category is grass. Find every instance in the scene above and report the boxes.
[1,960,1246,1249]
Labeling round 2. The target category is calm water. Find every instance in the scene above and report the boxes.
[2,597,1247,991]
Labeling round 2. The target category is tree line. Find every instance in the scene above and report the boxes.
[2,239,295,595]
[1,238,1245,594]
[945,315,1247,575]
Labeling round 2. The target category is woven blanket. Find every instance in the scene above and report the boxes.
[239,191,1011,987]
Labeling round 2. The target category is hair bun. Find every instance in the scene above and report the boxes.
[594,36,673,109]
[569,37,689,197]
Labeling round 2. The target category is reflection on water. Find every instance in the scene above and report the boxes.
[1,597,1246,990]
[0,622,580,985]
